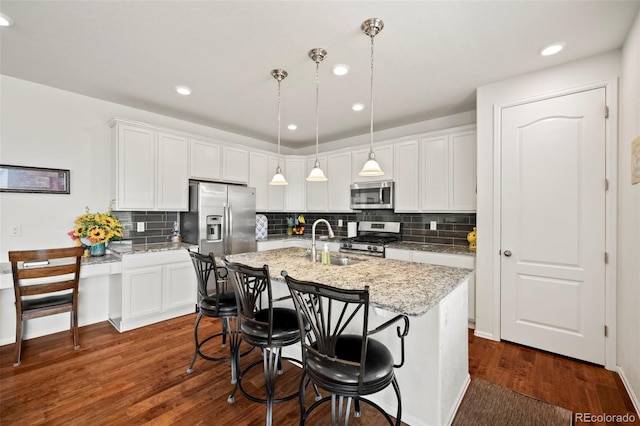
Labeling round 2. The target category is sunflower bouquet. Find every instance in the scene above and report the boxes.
[68,200,124,246]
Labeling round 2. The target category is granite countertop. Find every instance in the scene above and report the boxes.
[258,235,476,257]
[1,241,197,276]
[386,241,476,256]
[226,247,472,317]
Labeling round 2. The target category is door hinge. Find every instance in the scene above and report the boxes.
[604,325,608,337]
[605,252,609,264]
[605,179,609,191]
[605,105,609,118]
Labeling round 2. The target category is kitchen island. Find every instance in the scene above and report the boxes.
[226,247,472,426]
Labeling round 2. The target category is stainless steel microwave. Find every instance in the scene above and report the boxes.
[350,181,394,209]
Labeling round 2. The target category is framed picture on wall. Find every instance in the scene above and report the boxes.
[0,164,70,194]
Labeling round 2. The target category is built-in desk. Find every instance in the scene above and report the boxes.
[0,242,197,345]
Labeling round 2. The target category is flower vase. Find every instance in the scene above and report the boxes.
[286,227,293,237]
[89,243,106,257]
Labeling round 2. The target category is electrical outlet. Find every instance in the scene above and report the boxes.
[9,224,22,237]
[430,221,437,230]
[338,219,344,227]
[137,222,145,232]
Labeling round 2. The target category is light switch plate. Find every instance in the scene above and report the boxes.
[430,221,437,230]
[137,222,145,232]
[338,219,344,227]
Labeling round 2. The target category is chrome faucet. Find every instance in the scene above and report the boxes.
[310,219,335,262]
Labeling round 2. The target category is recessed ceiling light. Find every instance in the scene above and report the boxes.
[539,42,566,56]
[287,124,297,130]
[332,64,350,76]
[0,13,14,27]
[175,86,192,95]
[352,103,365,112]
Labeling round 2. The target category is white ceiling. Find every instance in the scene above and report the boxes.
[1,1,638,149]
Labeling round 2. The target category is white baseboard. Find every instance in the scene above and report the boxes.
[473,329,499,341]
[468,320,476,329]
[618,365,640,415]
[446,374,471,426]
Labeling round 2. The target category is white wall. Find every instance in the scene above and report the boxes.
[475,51,621,342]
[618,9,640,411]
[0,75,276,261]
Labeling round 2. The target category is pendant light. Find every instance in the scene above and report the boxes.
[306,48,328,182]
[359,18,385,177]
[269,69,288,185]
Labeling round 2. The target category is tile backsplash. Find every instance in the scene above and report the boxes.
[259,210,476,247]
[112,211,178,245]
[112,209,476,247]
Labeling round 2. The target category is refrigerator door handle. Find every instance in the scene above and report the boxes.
[225,203,233,255]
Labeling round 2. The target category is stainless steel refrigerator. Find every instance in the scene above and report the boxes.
[180,181,257,255]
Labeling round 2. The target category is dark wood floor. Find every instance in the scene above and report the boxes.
[1,314,638,425]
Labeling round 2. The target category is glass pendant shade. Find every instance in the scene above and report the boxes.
[306,160,328,181]
[269,166,288,185]
[269,69,288,185]
[359,152,384,176]
[359,18,385,177]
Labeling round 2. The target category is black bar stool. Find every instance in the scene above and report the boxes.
[186,252,252,383]
[223,258,303,426]
[282,271,410,425]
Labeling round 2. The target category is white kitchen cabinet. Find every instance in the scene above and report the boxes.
[351,144,394,183]
[110,250,197,332]
[385,247,476,324]
[249,151,286,212]
[157,132,189,210]
[110,119,189,211]
[420,130,476,212]
[449,130,477,211]
[268,156,285,211]
[190,138,222,181]
[190,140,249,185]
[284,157,306,212]
[222,146,249,184]
[393,140,421,212]
[420,136,449,211]
[306,156,328,212]
[326,151,352,212]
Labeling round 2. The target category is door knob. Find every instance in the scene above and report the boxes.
[503,250,512,257]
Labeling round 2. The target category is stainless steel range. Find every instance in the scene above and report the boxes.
[339,221,401,257]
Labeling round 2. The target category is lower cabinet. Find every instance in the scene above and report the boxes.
[109,250,197,332]
[385,247,476,325]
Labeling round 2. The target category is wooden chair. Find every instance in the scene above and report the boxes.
[9,246,83,366]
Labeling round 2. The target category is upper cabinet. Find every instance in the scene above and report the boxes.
[420,128,476,212]
[326,151,352,212]
[306,156,328,212]
[110,119,188,211]
[393,127,477,213]
[351,144,394,183]
[190,140,248,184]
[304,152,352,213]
[249,151,285,212]
[190,138,222,181]
[284,157,306,212]
[221,146,249,184]
[393,140,421,212]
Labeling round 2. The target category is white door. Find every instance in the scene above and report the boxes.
[500,88,606,365]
